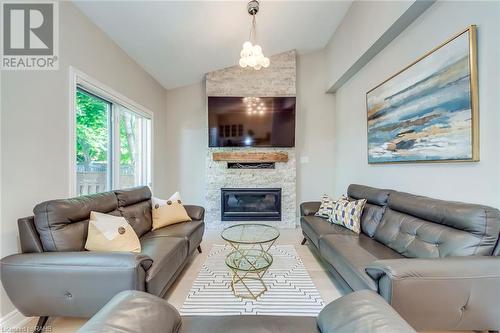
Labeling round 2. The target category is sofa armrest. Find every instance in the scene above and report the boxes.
[18,216,44,253]
[317,290,416,333]
[300,201,321,216]
[77,290,181,333]
[365,256,500,331]
[184,205,205,221]
[1,252,153,318]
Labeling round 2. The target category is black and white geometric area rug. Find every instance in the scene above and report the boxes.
[180,244,325,316]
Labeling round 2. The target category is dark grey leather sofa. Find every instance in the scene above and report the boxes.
[301,184,500,332]
[0,186,204,329]
[77,289,417,333]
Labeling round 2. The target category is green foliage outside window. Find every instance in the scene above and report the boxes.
[76,89,135,170]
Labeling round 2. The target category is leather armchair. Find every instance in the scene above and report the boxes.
[1,252,153,318]
[365,256,500,331]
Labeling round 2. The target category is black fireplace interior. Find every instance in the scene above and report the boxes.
[221,188,281,221]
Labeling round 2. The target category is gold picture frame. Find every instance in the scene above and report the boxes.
[366,25,479,164]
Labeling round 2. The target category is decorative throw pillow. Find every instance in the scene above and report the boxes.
[85,211,141,253]
[315,194,336,219]
[328,195,348,226]
[330,196,367,234]
[152,192,191,230]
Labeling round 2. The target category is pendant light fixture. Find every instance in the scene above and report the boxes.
[239,0,270,70]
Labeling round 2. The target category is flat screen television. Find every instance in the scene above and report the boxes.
[208,96,296,147]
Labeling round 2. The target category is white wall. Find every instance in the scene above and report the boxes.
[296,51,336,203]
[164,50,336,209]
[165,81,207,205]
[325,0,415,90]
[0,2,167,317]
[333,1,500,207]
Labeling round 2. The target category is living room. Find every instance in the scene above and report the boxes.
[1,0,499,332]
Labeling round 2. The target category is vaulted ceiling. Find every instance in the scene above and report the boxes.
[74,1,352,89]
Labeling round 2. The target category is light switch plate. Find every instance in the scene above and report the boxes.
[300,156,310,164]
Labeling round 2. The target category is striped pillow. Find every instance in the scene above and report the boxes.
[314,194,336,219]
[330,196,367,233]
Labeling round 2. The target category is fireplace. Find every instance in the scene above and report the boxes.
[221,188,281,221]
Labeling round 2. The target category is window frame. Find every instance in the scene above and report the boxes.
[69,67,154,197]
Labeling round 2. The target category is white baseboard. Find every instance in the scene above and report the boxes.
[0,309,33,330]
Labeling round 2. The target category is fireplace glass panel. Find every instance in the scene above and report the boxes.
[221,188,281,221]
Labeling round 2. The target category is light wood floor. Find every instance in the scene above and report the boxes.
[18,228,470,333]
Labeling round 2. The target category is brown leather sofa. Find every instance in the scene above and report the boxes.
[77,289,417,333]
[0,186,204,330]
[300,184,500,332]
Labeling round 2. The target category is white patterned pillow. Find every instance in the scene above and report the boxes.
[330,196,367,233]
[314,194,336,219]
[328,195,347,226]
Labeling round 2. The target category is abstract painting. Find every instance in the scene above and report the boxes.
[367,26,478,164]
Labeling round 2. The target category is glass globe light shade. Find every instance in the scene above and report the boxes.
[247,56,256,67]
[262,57,270,68]
[239,58,247,68]
[243,41,253,50]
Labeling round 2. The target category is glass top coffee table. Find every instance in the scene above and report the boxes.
[221,224,280,299]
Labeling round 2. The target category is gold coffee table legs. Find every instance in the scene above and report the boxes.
[221,223,280,300]
[228,266,269,299]
[225,241,275,300]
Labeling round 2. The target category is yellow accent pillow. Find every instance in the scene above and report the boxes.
[152,192,192,230]
[85,211,141,252]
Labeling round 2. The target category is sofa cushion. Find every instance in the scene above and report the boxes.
[360,203,386,237]
[347,185,390,237]
[33,192,119,252]
[119,201,153,238]
[115,187,151,207]
[347,184,391,206]
[115,187,153,238]
[141,236,188,296]
[141,220,204,254]
[319,234,403,291]
[300,216,355,248]
[374,191,500,257]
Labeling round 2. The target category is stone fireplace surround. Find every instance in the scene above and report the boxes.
[204,50,297,229]
[205,148,296,229]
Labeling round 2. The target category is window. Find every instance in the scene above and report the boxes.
[74,80,152,196]
[76,89,112,194]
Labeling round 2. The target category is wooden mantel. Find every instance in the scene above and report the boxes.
[212,152,288,163]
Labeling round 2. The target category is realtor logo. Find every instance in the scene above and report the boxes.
[1,2,59,70]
